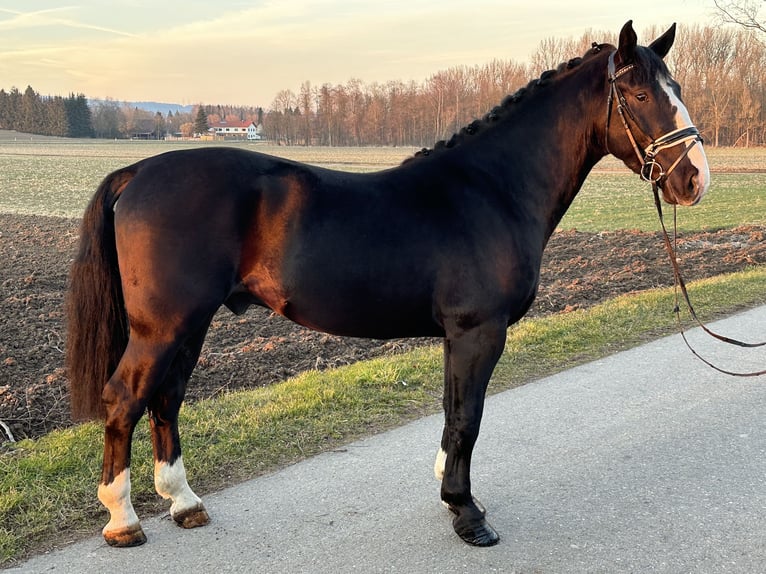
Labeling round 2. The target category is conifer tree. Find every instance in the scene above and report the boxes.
[194,105,209,136]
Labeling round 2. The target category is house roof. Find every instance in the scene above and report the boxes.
[210,121,255,129]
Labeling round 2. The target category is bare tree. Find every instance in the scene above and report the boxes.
[254,24,765,147]
[299,81,314,146]
[267,89,298,144]
[530,36,575,74]
[714,0,765,35]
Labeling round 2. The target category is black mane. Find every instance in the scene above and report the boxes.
[403,43,613,164]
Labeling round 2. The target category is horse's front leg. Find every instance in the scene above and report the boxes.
[437,319,506,546]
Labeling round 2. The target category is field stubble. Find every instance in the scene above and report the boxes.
[0,133,764,220]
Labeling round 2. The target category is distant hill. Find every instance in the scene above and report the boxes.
[131,102,195,115]
[88,99,195,115]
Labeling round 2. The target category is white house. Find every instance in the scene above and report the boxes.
[210,120,261,140]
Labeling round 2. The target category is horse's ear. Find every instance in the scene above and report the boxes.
[649,23,676,59]
[617,20,637,64]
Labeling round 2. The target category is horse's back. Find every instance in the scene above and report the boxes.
[108,147,435,336]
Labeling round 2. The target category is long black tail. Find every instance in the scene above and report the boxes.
[66,168,135,420]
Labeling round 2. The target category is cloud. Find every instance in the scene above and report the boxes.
[0,1,717,106]
[0,7,138,38]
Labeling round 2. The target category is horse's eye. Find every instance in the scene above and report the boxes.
[636,92,649,102]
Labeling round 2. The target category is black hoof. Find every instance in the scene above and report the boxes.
[444,497,500,546]
[453,514,500,547]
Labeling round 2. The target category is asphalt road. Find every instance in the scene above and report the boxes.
[9,306,766,573]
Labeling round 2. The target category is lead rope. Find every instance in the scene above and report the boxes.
[652,183,766,377]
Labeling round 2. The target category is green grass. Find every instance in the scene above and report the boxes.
[3,268,766,565]
[561,172,766,232]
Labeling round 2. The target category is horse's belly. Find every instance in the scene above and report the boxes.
[282,296,444,339]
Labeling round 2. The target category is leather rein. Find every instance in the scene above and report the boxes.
[605,51,766,377]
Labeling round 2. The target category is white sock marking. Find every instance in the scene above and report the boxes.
[98,468,140,534]
[434,447,447,481]
[154,456,203,516]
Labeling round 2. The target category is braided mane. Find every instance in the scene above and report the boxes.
[403,43,609,164]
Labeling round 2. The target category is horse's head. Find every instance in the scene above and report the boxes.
[605,21,710,206]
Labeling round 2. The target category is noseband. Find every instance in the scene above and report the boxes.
[605,51,703,186]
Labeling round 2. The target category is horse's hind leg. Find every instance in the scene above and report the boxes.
[149,324,210,529]
[98,338,180,547]
[437,319,506,547]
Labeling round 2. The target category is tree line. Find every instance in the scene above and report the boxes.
[262,24,766,148]
[0,24,764,147]
[0,90,264,140]
[0,87,93,138]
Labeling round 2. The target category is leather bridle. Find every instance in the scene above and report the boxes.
[605,51,703,187]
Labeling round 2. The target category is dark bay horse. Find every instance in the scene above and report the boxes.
[66,21,710,548]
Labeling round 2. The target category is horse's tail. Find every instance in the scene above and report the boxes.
[66,168,135,421]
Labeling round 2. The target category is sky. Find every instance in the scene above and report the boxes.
[0,0,723,108]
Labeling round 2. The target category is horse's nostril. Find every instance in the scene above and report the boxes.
[689,174,698,194]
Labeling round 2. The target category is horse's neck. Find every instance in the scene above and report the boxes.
[478,57,609,237]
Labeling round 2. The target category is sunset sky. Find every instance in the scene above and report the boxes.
[0,1,719,108]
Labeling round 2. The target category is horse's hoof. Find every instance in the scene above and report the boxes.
[103,523,147,547]
[172,503,210,529]
[453,514,500,547]
[445,498,500,547]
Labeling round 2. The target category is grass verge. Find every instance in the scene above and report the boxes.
[2,267,766,565]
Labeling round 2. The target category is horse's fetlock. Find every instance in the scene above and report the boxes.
[440,487,471,509]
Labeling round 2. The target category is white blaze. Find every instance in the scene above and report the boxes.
[661,77,711,200]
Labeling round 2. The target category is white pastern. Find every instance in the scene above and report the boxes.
[98,468,140,534]
[154,456,203,516]
[434,447,447,481]
[661,78,711,199]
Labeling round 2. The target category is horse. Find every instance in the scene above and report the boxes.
[66,21,710,548]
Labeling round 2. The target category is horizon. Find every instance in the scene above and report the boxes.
[1,1,721,109]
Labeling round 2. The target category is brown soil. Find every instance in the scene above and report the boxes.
[2,213,765,442]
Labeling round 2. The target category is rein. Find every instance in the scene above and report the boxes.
[652,186,766,377]
[606,50,766,377]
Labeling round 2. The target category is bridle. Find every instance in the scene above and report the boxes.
[604,49,766,377]
[605,50,703,187]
